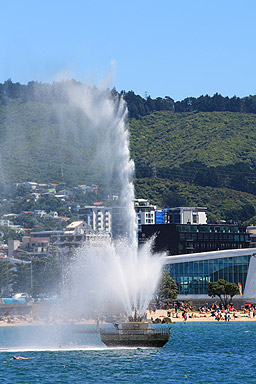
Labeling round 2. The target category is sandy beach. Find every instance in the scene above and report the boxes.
[0,309,255,327]
[146,309,256,322]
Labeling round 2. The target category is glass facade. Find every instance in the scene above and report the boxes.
[175,224,250,254]
[165,255,251,294]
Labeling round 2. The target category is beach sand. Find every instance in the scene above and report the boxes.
[0,309,255,326]
[146,309,256,322]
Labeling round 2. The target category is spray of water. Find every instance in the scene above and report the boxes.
[55,81,164,319]
[65,238,164,320]
[62,82,137,245]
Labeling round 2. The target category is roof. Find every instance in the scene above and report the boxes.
[0,257,31,264]
[165,207,207,211]
[65,221,84,229]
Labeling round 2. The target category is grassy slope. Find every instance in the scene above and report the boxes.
[129,111,256,167]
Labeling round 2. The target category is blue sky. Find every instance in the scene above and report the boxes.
[1,0,256,100]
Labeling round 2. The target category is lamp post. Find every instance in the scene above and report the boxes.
[30,259,33,293]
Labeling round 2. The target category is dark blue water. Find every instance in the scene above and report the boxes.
[0,322,255,383]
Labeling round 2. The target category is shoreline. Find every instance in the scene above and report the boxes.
[0,309,255,326]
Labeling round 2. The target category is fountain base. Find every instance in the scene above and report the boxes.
[100,321,171,348]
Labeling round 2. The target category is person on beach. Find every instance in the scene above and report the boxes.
[182,311,187,322]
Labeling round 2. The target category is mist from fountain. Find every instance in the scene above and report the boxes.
[57,81,164,320]
[65,237,164,320]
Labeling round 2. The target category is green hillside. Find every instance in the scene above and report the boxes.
[129,111,256,222]
[129,111,256,168]
[1,81,256,223]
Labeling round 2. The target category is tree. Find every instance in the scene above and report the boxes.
[156,269,178,304]
[13,263,31,293]
[0,261,18,293]
[162,190,188,208]
[208,279,239,308]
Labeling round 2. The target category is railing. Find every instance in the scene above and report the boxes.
[100,327,171,335]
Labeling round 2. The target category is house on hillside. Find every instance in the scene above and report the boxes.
[30,193,41,201]
[23,182,38,191]
[57,189,74,199]
[33,210,46,218]
[42,188,56,196]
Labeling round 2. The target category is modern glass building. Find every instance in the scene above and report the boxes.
[164,248,256,300]
[139,223,250,255]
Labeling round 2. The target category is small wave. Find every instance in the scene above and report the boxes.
[0,346,147,353]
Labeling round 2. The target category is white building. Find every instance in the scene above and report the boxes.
[78,206,111,233]
[0,219,13,227]
[78,206,127,238]
[64,221,88,236]
[165,207,207,225]
[164,248,256,302]
[134,199,156,232]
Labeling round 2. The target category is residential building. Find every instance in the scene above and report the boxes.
[134,199,156,232]
[0,219,23,233]
[64,221,87,237]
[12,236,49,258]
[155,207,207,225]
[78,206,111,233]
[0,219,13,227]
[23,182,38,191]
[8,240,21,258]
[10,221,111,259]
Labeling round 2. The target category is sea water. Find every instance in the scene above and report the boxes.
[0,322,255,383]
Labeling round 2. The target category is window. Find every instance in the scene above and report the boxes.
[166,255,251,295]
[193,214,198,224]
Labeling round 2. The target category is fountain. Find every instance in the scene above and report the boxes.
[67,238,170,348]
[55,81,170,347]
[99,309,171,348]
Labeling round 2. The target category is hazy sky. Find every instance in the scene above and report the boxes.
[1,0,255,100]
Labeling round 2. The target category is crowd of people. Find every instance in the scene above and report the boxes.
[148,301,256,322]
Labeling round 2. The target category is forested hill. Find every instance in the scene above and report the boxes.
[1,79,256,223]
[129,111,256,190]
[1,79,256,117]
[129,110,256,223]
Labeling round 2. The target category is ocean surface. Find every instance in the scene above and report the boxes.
[0,321,255,384]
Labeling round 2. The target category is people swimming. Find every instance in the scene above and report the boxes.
[12,356,30,360]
